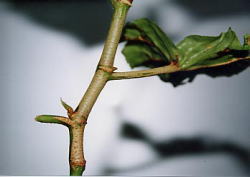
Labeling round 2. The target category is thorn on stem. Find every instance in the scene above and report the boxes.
[60,98,74,117]
[119,0,133,6]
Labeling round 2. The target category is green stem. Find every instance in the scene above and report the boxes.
[110,56,250,80]
[68,1,131,175]
[70,166,85,176]
[69,126,86,176]
[110,63,179,80]
[98,1,131,67]
[75,2,130,119]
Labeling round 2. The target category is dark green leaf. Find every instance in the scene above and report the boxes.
[177,28,249,68]
[123,18,181,62]
[122,28,141,41]
[122,43,166,68]
[121,18,250,86]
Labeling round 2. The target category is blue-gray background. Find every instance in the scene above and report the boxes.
[0,0,249,175]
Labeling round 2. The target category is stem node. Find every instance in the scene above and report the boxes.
[119,0,133,6]
[98,65,118,73]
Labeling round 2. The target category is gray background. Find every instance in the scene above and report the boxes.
[0,0,249,175]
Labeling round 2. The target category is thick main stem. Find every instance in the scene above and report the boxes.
[69,125,86,176]
[98,2,130,67]
[75,2,130,119]
[75,70,109,120]
[68,1,131,175]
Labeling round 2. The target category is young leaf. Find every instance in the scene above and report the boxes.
[35,115,70,126]
[35,115,64,124]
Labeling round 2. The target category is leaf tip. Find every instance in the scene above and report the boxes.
[35,115,49,123]
[34,115,40,122]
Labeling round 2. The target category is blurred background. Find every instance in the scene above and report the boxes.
[0,0,249,175]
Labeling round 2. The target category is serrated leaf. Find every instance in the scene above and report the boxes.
[123,18,181,62]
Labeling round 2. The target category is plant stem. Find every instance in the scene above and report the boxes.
[98,1,131,67]
[75,2,130,119]
[36,0,248,175]
[68,1,132,175]
[69,126,86,176]
[110,57,250,80]
[110,63,179,80]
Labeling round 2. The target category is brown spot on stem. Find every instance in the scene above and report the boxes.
[171,60,179,67]
[70,160,86,167]
[98,65,117,73]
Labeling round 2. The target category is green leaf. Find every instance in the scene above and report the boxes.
[122,28,141,41]
[121,18,249,86]
[123,18,181,62]
[122,43,166,68]
[35,115,68,126]
[177,28,249,69]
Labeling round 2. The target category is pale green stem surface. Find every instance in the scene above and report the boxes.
[69,1,131,176]
[110,57,250,80]
[35,0,249,175]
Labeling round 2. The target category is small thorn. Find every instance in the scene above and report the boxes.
[60,98,74,116]
[120,0,133,6]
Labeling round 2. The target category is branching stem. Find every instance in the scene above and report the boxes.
[110,57,250,80]
[36,0,249,176]
[68,1,131,175]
